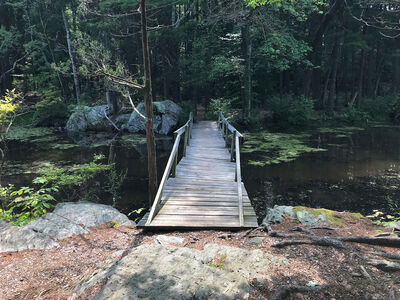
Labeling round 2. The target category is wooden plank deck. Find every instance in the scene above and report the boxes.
[138,121,258,228]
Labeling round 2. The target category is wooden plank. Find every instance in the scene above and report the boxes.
[160,201,253,207]
[158,209,256,216]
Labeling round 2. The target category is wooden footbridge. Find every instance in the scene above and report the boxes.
[138,112,258,228]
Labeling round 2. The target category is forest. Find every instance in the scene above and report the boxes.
[3,0,400,299]
[1,0,400,123]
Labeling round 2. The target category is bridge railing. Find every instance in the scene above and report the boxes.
[146,112,193,225]
[217,112,244,227]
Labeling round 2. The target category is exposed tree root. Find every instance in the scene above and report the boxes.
[338,236,400,248]
[272,240,314,248]
[311,226,336,231]
[367,259,400,272]
[368,250,400,260]
[271,284,330,300]
[289,226,315,235]
[269,231,345,248]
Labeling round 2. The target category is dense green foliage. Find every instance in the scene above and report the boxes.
[0,154,125,225]
[1,0,400,124]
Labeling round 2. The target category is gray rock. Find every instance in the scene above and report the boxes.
[126,100,181,135]
[295,210,318,226]
[154,235,185,246]
[66,105,113,132]
[245,237,266,246]
[89,243,287,300]
[263,205,294,224]
[295,210,327,226]
[0,202,134,253]
[66,106,90,132]
[115,113,131,127]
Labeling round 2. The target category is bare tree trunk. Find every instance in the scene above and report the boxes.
[62,9,80,104]
[140,0,158,206]
[328,37,340,112]
[356,27,367,108]
[242,23,252,118]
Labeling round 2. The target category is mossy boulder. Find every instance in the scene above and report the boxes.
[124,100,181,135]
[262,205,359,227]
[66,105,113,132]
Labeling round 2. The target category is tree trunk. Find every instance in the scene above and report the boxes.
[356,26,367,108]
[62,9,80,104]
[328,36,340,112]
[392,38,400,96]
[242,23,252,118]
[140,0,158,206]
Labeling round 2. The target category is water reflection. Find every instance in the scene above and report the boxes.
[243,127,400,217]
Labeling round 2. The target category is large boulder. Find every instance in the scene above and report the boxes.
[124,100,181,135]
[66,105,113,132]
[0,202,134,253]
[88,243,287,300]
[262,205,338,226]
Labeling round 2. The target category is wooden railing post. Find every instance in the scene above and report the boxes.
[183,126,188,157]
[171,132,178,177]
[225,125,229,147]
[231,130,235,162]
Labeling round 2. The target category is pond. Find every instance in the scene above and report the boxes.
[2,127,173,218]
[3,124,400,223]
[242,125,400,221]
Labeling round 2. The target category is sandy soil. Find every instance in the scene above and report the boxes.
[1,214,400,300]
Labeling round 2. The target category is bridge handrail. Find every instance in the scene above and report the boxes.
[146,112,193,225]
[218,112,244,227]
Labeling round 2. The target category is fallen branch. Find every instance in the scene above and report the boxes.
[271,284,329,300]
[389,288,397,300]
[359,265,372,282]
[103,110,120,131]
[375,232,394,237]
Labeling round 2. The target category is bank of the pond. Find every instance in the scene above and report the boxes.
[1,207,399,300]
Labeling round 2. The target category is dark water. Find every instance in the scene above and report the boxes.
[4,125,400,221]
[242,126,400,219]
[3,130,173,217]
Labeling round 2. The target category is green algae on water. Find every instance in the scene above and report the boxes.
[242,131,327,167]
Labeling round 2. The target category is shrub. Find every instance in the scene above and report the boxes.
[178,100,196,124]
[266,94,314,127]
[362,96,399,122]
[204,97,234,120]
[0,154,126,225]
[33,98,70,127]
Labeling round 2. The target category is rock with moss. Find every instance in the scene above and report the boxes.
[125,100,181,135]
[115,113,131,128]
[0,202,135,253]
[66,105,113,132]
[263,205,294,224]
[263,205,345,226]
